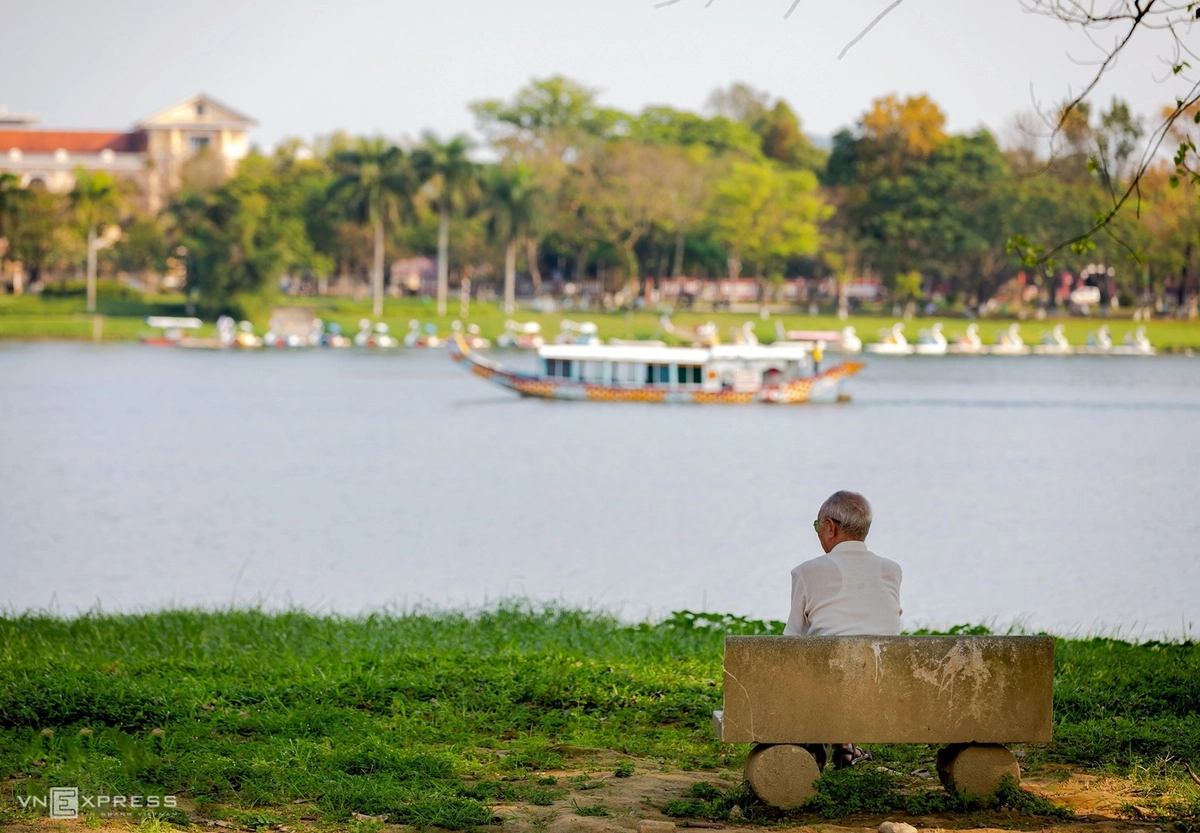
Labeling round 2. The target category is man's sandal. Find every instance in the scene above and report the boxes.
[833,744,872,769]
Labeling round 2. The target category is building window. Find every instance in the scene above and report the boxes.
[196,103,207,116]
[677,365,702,386]
[190,136,211,153]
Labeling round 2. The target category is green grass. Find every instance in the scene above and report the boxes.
[0,289,191,341]
[3,288,1200,351]
[0,607,1197,828]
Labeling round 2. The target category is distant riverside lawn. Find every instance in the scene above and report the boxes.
[4,289,1200,351]
[1,607,1199,829]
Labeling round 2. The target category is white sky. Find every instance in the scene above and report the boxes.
[0,0,1190,148]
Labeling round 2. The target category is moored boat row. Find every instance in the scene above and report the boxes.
[777,321,1156,357]
[143,313,1159,359]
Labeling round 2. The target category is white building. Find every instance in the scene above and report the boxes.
[0,93,255,211]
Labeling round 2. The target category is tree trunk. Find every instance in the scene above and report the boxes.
[525,237,542,295]
[372,216,385,318]
[672,228,685,278]
[436,205,450,317]
[649,232,662,291]
[574,244,587,282]
[504,239,517,315]
[86,225,98,313]
[622,240,641,299]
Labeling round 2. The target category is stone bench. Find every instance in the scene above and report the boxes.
[713,635,1054,808]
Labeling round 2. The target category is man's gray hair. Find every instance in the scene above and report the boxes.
[819,490,872,539]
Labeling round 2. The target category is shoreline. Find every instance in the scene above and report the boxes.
[4,294,1200,352]
[1,603,1194,646]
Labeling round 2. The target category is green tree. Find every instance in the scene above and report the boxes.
[753,100,825,172]
[589,142,674,290]
[0,174,32,287]
[483,163,546,314]
[893,270,924,304]
[1096,97,1145,195]
[270,144,339,293]
[166,153,328,312]
[328,139,417,316]
[413,134,479,316]
[709,160,830,285]
[13,188,64,286]
[68,168,124,312]
[657,145,716,278]
[108,217,169,280]
[827,97,1017,302]
[630,107,762,157]
[471,75,622,152]
[706,82,770,124]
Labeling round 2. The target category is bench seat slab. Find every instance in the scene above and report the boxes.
[719,635,1053,744]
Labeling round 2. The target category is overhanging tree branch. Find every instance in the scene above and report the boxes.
[658,0,1200,262]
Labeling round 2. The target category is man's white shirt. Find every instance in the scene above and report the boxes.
[784,540,903,636]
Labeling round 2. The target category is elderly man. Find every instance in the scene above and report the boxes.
[784,490,903,768]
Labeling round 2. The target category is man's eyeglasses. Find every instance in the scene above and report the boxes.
[813,517,842,532]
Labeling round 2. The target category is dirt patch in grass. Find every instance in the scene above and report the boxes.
[484,759,1186,833]
[0,762,1187,833]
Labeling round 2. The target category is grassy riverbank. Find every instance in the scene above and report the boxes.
[3,290,1200,352]
[2,607,1198,830]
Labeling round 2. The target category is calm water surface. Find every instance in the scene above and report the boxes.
[2,342,1198,639]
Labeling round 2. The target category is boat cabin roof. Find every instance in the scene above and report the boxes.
[537,343,813,363]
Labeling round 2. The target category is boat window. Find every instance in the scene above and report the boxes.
[676,365,703,386]
[645,363,670,385]
[614,363,639,385]
[545,358,574,379]
[581,360,604,382]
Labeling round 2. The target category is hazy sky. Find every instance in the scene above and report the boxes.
[0,0,1188,149]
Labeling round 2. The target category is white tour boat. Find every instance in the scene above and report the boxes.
[450,335,863,404]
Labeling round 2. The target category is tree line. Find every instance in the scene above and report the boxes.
[1,76,1197,317]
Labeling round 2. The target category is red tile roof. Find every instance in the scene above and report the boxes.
[0,130,145,153]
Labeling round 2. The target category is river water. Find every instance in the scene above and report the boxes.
[1,342,1197,639]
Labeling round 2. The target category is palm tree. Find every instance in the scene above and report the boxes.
[68,168,123,313]
[483,164,545,315]
[413,134,478,316]
[328,139,417,317]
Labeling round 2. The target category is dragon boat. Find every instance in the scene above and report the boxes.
[450,334,863,404]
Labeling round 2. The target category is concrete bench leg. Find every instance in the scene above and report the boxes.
[744,743,822,809]
[936,743,1020,798]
